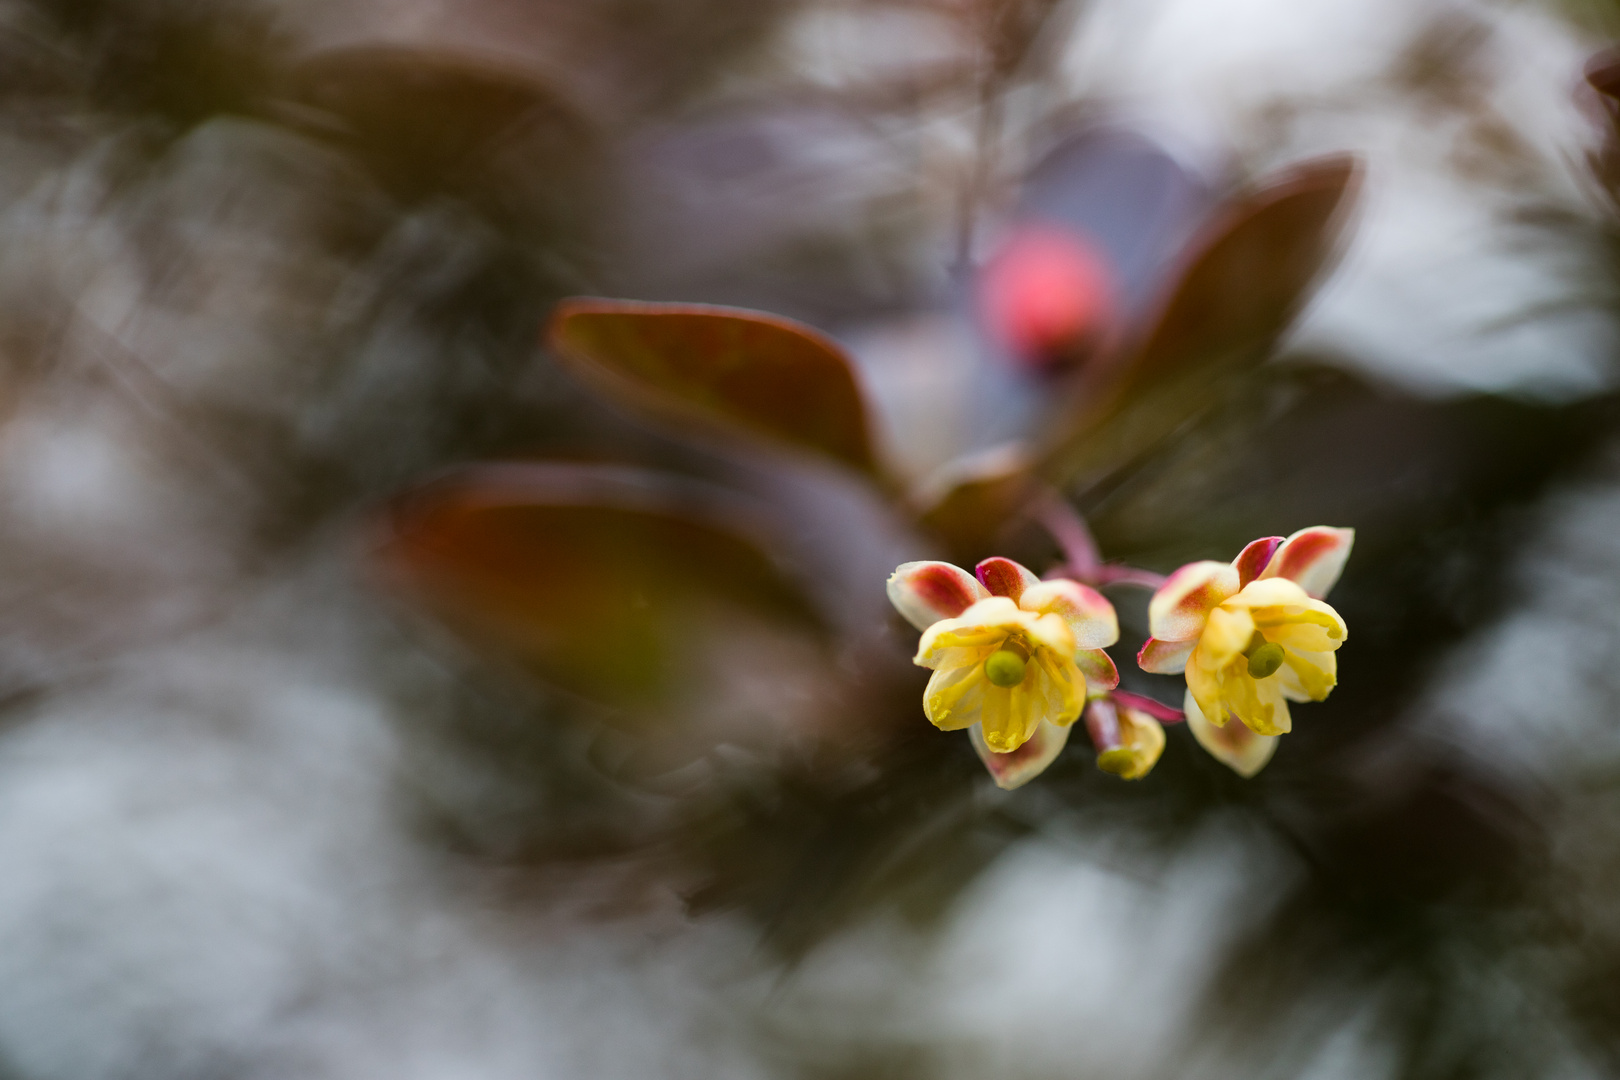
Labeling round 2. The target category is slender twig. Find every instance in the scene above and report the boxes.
[1091,564,1167,589]
[1030,488,1167,588]
[1112,690,1185,724]
[1030,486,1101,577]
[952,33,1005,274]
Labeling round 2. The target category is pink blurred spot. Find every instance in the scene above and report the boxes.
[980,226,1115,369]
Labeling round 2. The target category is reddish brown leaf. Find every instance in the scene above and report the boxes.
[548,299,880,475]
[1129,156,1361,385]
[1588,49,1620,101]
[1042,155,1362,491]
[378,462,824,713]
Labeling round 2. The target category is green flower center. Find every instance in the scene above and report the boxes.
[1244,632,1286,679]
[984,648,1029,688]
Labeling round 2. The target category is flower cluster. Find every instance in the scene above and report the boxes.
[887,526,1352,787]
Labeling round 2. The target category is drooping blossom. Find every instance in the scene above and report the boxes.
[887,557,1119,785]
[1136,527,1353,774]
[1083,690,1185,780]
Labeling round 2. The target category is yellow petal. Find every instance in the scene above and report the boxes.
[958,595,1024,623]
[1186,654,1228,728]
[1252,599,1347,652]
[978,684,1038,752]
[1019,579,1119,649]
[1195,605,1255,672]
[1025,612,1077,657]
[922,663,987,731]
[1186,688,1278,777]
[1279,647,1336,701]
[913,597,1022,667]
[1227,672,1291,736]
[1029,650,1086,727]
[1225,577,1312,608]
[1222,667,1268,734]
[971,719,1071,790]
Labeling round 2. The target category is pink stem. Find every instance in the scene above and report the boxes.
[1091,565,1168,589]
[1045,562,1167,589]
[1028,488,1166,590]
[1031,490,1101,579]
[1084,697,1122,751]
[1112,690,1185,724]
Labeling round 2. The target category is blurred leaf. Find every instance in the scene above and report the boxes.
[912,448,1038,562]
[548,298,882,475]
[41,0,286,128]
[1042,155,1362,493]
[1585,51,1620,205]
[1559,0,1620,35]
[380,462,825,713]
[285,45,592,205]
[1588,49,1620,101]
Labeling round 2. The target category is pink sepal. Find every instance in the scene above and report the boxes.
[1021,578,1119,649]
[1075,648,1120,691]
[970,720,1071,790]
[1137,635,1196,675]
[1146,560,1239,641]
[975,557,1042,603]
[1233,536,1284,588]
[1259,526,1354,600]
[887,561,990,631]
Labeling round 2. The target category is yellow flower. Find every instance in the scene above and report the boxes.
[1136,527,1352,775]
[887,557,1119,786]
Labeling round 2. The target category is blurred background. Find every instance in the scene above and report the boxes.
[1,0,1620,1077]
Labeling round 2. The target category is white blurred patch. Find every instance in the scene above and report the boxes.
[919,819,1296,1079]
[0,576,776,1080]
[769,815,1300,1080]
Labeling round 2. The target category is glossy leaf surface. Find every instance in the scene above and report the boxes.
[549,299,880,475]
